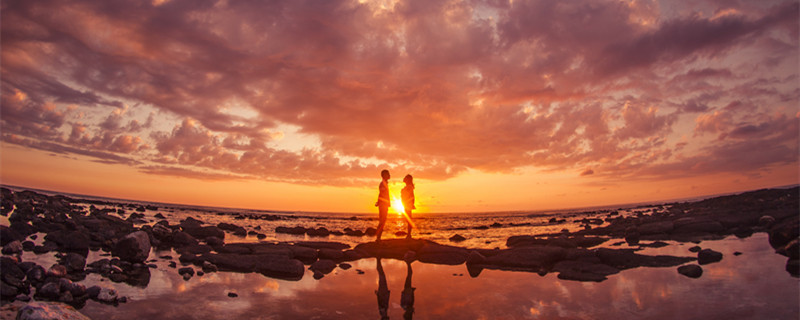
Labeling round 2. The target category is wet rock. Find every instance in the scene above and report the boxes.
[672,217,724,234]
[294,241,350,250]
[354,239,426,259]
[365,227,377,237]
[776,238,799,259]
[0,226,23,246]
[178,267,195,276]
[483,246,567,271]
[27,265,46,284]
[44,231,89,255]
[183,226,225,240]
[154,213,166,219]
[677,264,703,278]
[275,226,306,235]
[227,292,238,298]
[306,227,330,237]
[1,282,18,297]
[179,217,204,229]
[596,248,695,269]
[688,246,702,253]
[16,301,91,320]
[639,241,669,248]
[637,221,674,235]
[2,240,23,255]
[95,287,118,303]
[36,282,61,300]
[786,259,799,276]
[113,231,152,263]
[22,241,35,252]
[310,259,337,275]
[47,264,68,278]
[697,249,723,265]
[416,243,469,265]
[318,248,344,261]
[61,253,86,273]
[466,251,486,265]
[759,215,776,228]
[449,234,466,242]
[339,263,352,270]
[202,261,218,273]
[198,253,305,280]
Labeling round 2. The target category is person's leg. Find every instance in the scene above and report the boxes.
[405,209,412,239]
[376,205,388,241]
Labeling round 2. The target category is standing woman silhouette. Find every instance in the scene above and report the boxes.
[401,174,415,239]
[375,169,391,242]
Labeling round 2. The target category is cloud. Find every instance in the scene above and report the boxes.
[1,0,797,186]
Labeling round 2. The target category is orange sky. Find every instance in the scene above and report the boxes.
[1,0,798,213]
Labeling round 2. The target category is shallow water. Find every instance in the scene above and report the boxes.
[54,233,796,319]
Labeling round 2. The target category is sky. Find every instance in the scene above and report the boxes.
[1,0,798,214]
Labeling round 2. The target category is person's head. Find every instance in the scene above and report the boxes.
[381,169,390,180]
[403,174,413,186]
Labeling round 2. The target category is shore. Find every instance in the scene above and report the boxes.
[0,186,797,319]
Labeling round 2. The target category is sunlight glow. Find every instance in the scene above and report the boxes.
[391,196,405,216]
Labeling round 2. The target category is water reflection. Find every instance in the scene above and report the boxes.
[376,258,416,319]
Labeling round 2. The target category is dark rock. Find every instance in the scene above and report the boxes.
[2,240,23,255]
[179,217,204,229]
[0,281,18,297]
[256,233,267,239]
[672,217,724,234]
[205,236,224,247]
[596,248,695,270]
[202,261,218,273]
[113,231,151,263]
[306,227,330,237]
[154,213,166,219]
[86,286,101,299]
[354,239,426,259]
[310,259,337,274]
[416,243,469,265]
[677,264,703,278]
[553,260,620,282]
[228,292,238,298]
[365,227,377,237]
[48,264,68,278]
[339,263,352,270]
[466,251,486,265]
[16,293,31,302]
[45,230,90,255]
[637,221,674,235]
[61,253,86,273]
[37,282,61,300]
[21,240,35,252]
[449,234,466,242]
[178,267,195,276]
[16,301,91,320]
[294,241,350,250]
[759,215,776,227]
[27,265,46,284]
[0,225,22,246]
[276,226,307,235]
[95,287,118,303]
[688,246,702,253]
[170,231,199,247]
[776,238,799,259]
[342,249,365,261]
[183,226,225,240]
[639,241,669,248]
[318,248,345,261]
[198,253,305,280]
[482,246,567,271]
[787,259,799,277]
[697,249,723,265]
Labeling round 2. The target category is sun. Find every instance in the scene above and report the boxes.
[391,197,405,216]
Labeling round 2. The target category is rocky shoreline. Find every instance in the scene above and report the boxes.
[0,186,797,317]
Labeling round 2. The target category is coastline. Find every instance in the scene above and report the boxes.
[0,186,797,319]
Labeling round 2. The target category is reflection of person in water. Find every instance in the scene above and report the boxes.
[376,258,390,320]
[375,170,391,242]
[401,174,415,239]
[401,261,416,320]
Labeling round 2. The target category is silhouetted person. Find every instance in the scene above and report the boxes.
[376,258,390,320]
[401,261,415,320]
[375,169,391,242]
[401,174,415,239]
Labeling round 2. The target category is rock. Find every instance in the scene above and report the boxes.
[96,287,118,303]
[16,302,91,320]
[637,221,674,235]
[202,261,218,273]
[318,248,345,261]
[787,259,799,276]
[553,260,620,282]
[44,231,90,255]
[61,253,86,273]
[183,226,225,240]
[294,241,350,250]
[403,251,416,262]
[596,248,695,270]
[199,253,305,280]
[86,286,101,299]
[416,243,469,265]
[205,236,224,247]
[178,267,195,276]
[182,273,192,281]
[672,217,724,234]
[154,213,166,219]
[310,259,337,274]
[227,292,238,298]
[697,249,723,265]
[449,234,466,242]
[113,231,152,263]
[1,282,18,297]
[339,263,352,270]
[688,246,702,253]
[275,226,306,235]
[171,231,199,247]
[759,215,776,227]
[27,265,46,284]
[47,264,68,278]
[483,246,567,271]
[0,226,23,246]
[15,294,31,302]
[22,241,35,252]
[776,238,799,259]
[365,227,377,237]
[466,251,486,265]
[2,240,23,255]
[639,241,669,248]
[179,217,204,229]
[37,282,61,300]
[677,264,703,278]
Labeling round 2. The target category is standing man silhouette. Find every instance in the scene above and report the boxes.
[375,169,391,242]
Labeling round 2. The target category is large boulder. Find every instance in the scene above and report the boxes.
[697,249,723,265]
[553,260,620,282]
[198,253,305,280]
[112,231,151,263]
[677,264,703,278]
[483,246,567,271]
[16,301,91,320]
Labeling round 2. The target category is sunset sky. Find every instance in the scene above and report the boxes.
[1,0,798,213]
